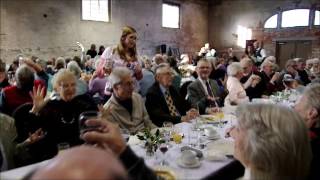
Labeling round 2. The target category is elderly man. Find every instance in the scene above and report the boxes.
[294,84,320,180]
[187,59,225,114]
[103,67,156,134]
[145,63,197,127]
[240,58,264,99]
[295,58,311,85]
[0,63,46,116]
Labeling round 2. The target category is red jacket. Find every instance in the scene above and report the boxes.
[0,80,46,116]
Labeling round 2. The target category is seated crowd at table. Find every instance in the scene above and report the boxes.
[0,26,320,180]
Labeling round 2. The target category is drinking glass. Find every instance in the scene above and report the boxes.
[162,121,173,143]
[79,111,100,135]
[159,143,169,166]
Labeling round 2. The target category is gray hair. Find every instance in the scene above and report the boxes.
[36,59,47,69]
[236,103,312,180]
[67,61,82,78]
[55,57,66,69]
[227,62,242,76]
[303,84,320,126]
[108,67,131,87]
[15,64,35,90]
[51,69,76,91]
[155,63,170,75]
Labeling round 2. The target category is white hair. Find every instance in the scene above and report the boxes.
[67,61,82,78]
[236,103,312,180]
[51,69,76,91]
[227,62,242,76]
[303,84,320,126]
[265,56,276,63]
[108,67,131,87]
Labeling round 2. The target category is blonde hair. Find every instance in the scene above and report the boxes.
[52,69,76,91]
[114,26,137,62]
[236,103,312,180]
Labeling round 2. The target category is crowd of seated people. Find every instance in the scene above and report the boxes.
[0,27,320,180]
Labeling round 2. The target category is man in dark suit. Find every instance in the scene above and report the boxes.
[187,59,225,114]
[146,64,197,127]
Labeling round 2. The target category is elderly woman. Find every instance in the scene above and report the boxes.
[224,62,249,106]
[67,61,88,96]
[230,103,312,179]
[23,69,97,163]
[294,84,320,179]
[101,26,143,92]
[139,56,155,97]
[103,67,156,134]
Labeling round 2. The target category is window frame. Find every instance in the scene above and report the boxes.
[315,10,320,26]
[81,0,111,23]
[264,8,320,30]
[162,1,181,29]
[281,9,310,28]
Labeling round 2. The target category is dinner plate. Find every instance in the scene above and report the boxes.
[205,134,220,140]
[206,139,234,155]
[176,158,201,168]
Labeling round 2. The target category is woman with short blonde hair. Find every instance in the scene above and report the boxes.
[231,103,312,180]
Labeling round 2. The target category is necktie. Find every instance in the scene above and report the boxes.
[206,81,218,107]
[164,90,178,117]
[206,81,214,97]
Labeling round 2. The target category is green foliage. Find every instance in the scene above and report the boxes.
[137,128,165,150]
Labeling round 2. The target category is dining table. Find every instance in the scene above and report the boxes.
[0,108,239,180]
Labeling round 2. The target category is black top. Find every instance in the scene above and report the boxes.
[86,50,97,59]
[240,71,265,100]
[310,127,320,180]
[18,94,97,164]
[297,69,311,86]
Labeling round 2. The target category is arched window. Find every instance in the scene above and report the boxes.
[315,10,320,25]
[264,8,319,29]
[264,14,278,28]
[282,9,309,27]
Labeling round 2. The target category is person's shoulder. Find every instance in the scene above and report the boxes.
[2,85,15,92]
[132,92,144,102]
[189,79,201,87]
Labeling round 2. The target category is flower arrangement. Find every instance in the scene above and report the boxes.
[137,128,165,156]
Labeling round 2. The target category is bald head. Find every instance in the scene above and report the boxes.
[31,146,127,180]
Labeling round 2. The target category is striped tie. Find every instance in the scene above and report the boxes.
[164,90,178,116]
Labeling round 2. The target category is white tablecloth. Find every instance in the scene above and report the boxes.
[130,122,236,179]
[0,114,237,180]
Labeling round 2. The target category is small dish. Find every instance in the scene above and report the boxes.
[176,157,201,168]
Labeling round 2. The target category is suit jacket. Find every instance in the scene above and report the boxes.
[145,82,190,127]
[187,79,222,114]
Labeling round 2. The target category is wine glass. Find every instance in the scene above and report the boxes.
[79,111,100,135]
[159,143,169,166]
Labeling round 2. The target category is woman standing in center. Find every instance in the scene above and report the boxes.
[100,26,143,92]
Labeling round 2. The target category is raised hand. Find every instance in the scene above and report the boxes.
[29,85,46,114]
[81,119,126,155]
